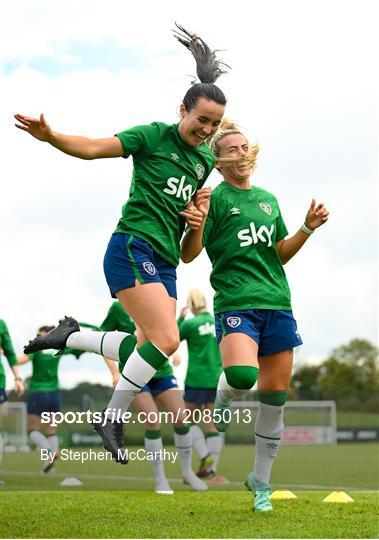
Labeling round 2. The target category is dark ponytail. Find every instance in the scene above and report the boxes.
[173,23,229,112]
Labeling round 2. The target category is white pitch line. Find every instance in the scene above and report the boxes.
[2,470,376,491]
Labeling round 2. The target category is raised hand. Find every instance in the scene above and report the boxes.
[179,306,189,318]
[305,198,329,230]
[14,113,53,142]
[193,187,211,217]
[180,202,204,230]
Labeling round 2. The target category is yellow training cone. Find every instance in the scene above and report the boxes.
[323,491,354,503]
[270,490,297,500]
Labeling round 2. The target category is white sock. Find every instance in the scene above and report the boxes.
[190,424,208,460]
[216,371,247,405]
[174,430,193,475]
[253,402,284,484]
[106,349,160,416]
[144,436,168,485]
[206,433,222,473]
[66,329,133,360]
[47,435,59,453]
[29,430,51,451]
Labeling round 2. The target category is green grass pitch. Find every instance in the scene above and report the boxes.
[1,443,378,538]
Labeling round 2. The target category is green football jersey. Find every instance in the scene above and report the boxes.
[178,312,222,389]
[0,319,17,389]
[115,122,215,267]
[101,301,172,380]
[101,301,136,335]
[202,182,292,314]
[27,351,61,393]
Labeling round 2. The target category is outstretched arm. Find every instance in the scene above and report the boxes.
[14,113,123,160]
[17,354,31,365]
[276,199,329,264]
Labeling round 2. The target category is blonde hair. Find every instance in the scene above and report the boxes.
[187,289,207,313]
[209,118,260,173]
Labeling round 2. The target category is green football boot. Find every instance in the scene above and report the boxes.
[244,472,273,512]
[213,399,231,432]
[196,454,215,478]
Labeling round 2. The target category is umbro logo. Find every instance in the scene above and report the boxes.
[171,153,180,161]
[230,207,240,215]
[266,442,278,450]
[259,202,272,216]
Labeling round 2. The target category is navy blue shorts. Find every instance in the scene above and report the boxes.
[27,391,61,416]
[103,233,177,299]
[0,388,8,404]
[215,309,303,357]
[140,375,178,397]
[184,386,217,405]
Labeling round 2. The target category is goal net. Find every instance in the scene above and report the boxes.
[227,400,337,445]
[1,402,28,450]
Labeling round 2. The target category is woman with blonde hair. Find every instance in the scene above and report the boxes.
[176,288,223,479]
[181,119,329,511]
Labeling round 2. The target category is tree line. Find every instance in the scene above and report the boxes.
[291,339,379,411]
[7,338,379,412]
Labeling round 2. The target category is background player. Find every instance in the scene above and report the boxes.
[0,319,24,484]
[18,325,82,473]
[175,289,223,479]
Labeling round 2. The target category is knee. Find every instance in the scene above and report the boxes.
[224,365,259,390]
[145,420,160,431]
[154,333,180,356]
[172,410,187,428]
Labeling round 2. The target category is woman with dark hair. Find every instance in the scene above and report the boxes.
[181,119,329,511]
[16,26,228,464]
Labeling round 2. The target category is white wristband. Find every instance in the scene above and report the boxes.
[300,223,314,235]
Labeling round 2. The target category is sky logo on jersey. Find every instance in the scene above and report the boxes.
[195,163,205,180]
[259,202,272,215]
[237,222,275,247]
[142,262,156,276]
[230,207,240,215]
[226,316,241,328]
[198,322,216,336]
[163,176,196,203]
